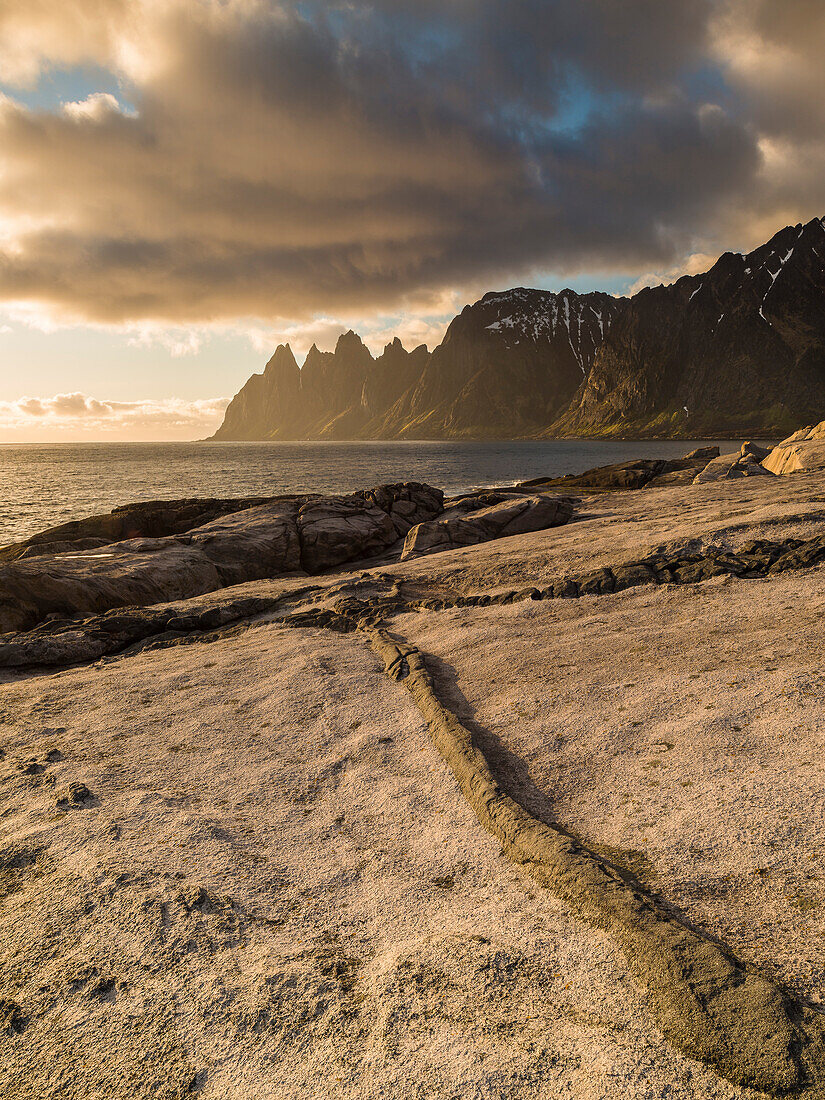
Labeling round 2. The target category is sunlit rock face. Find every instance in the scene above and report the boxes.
[212,290,625,441]
[213,332,432,441]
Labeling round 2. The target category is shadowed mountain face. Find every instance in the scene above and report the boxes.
[377,289,623,439]
[213,218,825,441]
[552,217,825,438]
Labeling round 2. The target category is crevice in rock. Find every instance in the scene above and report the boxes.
[4,532,825,673]
[296,615,825,1096]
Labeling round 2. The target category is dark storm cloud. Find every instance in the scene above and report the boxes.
[0,0,819,325]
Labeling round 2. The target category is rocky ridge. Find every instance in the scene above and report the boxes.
[213,217,825,441]
[213,289,624,441]
[0,484,446,634]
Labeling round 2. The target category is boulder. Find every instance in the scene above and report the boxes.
[763,420,825,475]
[297,497,398,573]
[355,482,444,538]
[734,456,773,477]
[645,467,704,487]
[297,482,443,571]
[401,494,575,561]
[681,446,720,463]
[0,496,279,561]
[0,482,444,634]
[693,453,741,482]
[184,499,305,584]
[693,450,774,482]
[740,441,771,462]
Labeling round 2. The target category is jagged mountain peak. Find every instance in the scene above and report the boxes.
[381,336,407,355]
[446,284,625,379]
[264,343,298,372]
[214,215,825,442]
[335,329,369,352]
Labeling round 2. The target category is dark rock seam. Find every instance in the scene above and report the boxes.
[294,614,825,1094]
[3,534,825,670]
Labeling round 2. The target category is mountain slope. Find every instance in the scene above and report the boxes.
[212,216,825,442]
[551,218,825,438]
[375,289,624,438]
[213,333,429,441]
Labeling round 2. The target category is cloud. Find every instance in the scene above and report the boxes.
[62,92,134,120]
[0,0,820,330]
[0,391,229,436]
[627,253,718,296]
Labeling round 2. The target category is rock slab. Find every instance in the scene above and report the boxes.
[401,494,575,561]
[763,420,825,475]
[0,483,444,634]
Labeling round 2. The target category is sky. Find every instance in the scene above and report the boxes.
[0,0,823,440]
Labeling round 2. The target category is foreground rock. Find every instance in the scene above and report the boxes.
[0,484,443,634]
[401,494,575,561]
[763,419,825,475]
[693,442,775,482]
[298,483,443,572]
[0,496,279,562]
[520,446,720,492]
[5,472,825,1097]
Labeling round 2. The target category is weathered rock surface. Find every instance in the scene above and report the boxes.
[0,539,224,635]
[0,594,285,669]
[401,494,575,561]
[184,499,305,583]
[763,419,825,475]
[0,496,279,562]
[693,446,775,483]
[0,484,443,634]
[297,483,443,572]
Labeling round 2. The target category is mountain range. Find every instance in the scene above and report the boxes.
[212,217,825,441]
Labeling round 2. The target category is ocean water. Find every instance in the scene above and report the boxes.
[0,439,746,545]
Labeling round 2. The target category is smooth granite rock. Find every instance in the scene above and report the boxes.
[186,499,305,584]
[0,483,444,633]
[763,420,825,475]
[0,540,224,634]
[400,494,575,561]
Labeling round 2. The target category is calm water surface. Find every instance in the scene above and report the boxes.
[0,439,745,544]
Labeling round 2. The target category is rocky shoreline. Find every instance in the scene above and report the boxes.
[3,424,825,1098]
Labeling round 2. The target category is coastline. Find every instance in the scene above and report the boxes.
[0,438,756,547]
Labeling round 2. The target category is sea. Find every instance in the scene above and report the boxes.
[0,439,747,545]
